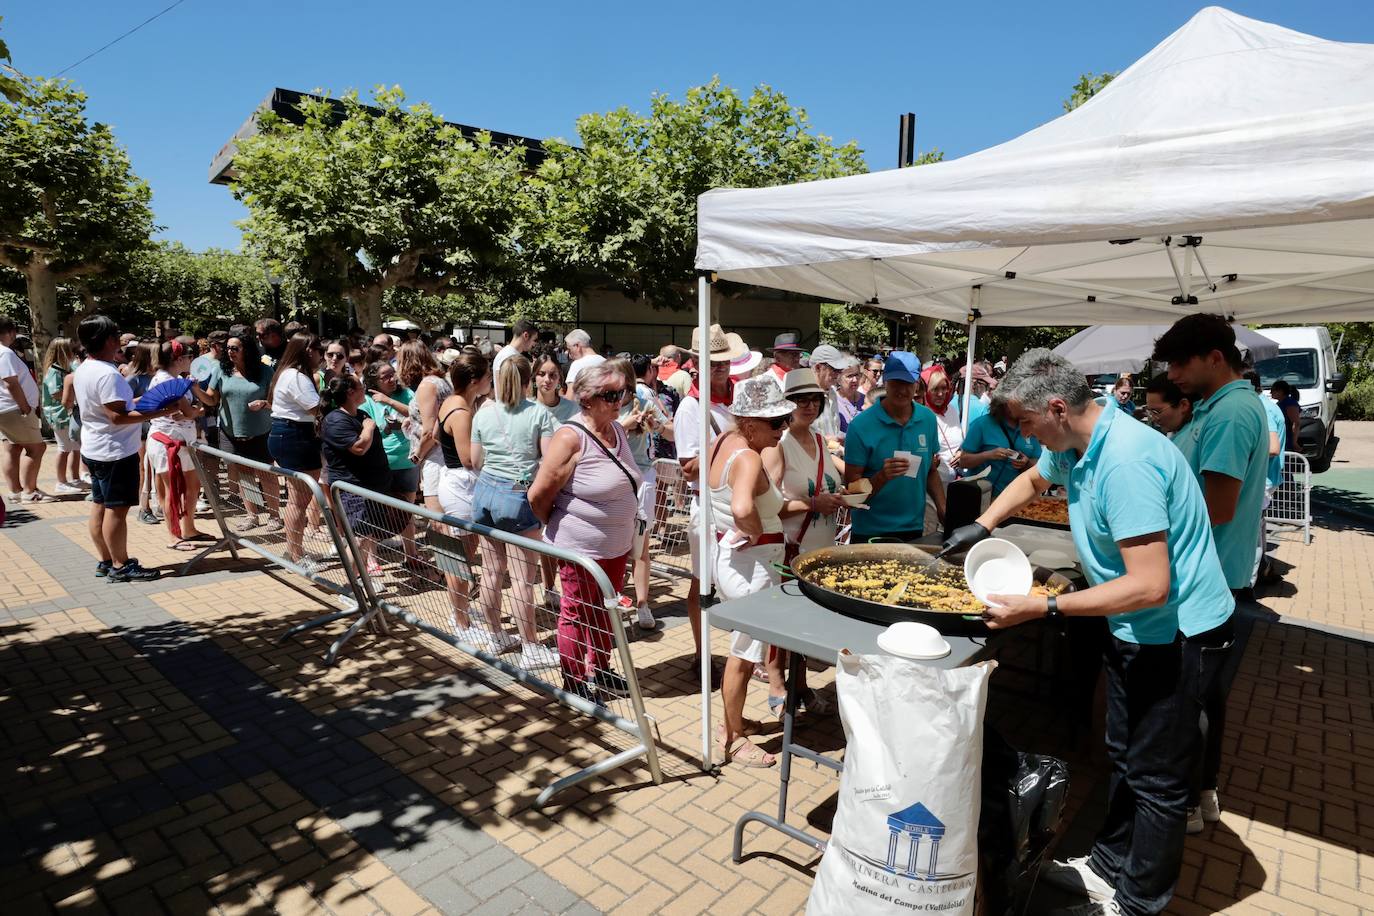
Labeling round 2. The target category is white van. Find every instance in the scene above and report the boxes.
[1254,326,1347,472]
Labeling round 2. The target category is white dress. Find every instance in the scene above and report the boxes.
[777,429,842,552]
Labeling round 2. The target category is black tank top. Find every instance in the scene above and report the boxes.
[438,406,468,469]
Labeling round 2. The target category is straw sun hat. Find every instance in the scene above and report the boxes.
[689,323,749,363]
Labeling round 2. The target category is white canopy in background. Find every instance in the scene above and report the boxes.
[1053,324,1279,376]
[695,6,1374,327]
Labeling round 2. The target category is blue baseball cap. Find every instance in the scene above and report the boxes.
[882,351,923,384]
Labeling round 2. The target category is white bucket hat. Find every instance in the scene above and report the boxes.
[730,376,797,419]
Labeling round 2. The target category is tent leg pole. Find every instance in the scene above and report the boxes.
[961,290,980,435]
[698,273,714,772]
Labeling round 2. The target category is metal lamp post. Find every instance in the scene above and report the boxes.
[264,268,283,322]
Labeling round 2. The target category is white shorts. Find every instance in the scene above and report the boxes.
[421,453,446,498]
[637,464,657,522]
[146,431,196,474]
[714,539,784,662]
[686,496,713,579]
[438,465,476,521]
[53,425,78,454]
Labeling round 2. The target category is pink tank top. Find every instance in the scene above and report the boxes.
[546,419,642,559]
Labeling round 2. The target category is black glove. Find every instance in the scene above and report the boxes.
[940,522,990,557]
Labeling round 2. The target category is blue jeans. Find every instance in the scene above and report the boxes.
[471,472,539,533]
[1089,617,1235,915]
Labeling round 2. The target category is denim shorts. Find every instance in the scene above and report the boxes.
[267,418,322,472]
[472,472,539,533]
[87,453,141,508]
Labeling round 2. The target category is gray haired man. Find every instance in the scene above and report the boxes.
[942,349,1234,916]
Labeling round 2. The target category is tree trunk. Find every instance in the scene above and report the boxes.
[914,316,938,362]
[351,285,384,335]
[25,265,59,353]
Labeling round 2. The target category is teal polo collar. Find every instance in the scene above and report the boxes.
[1192,378,1252,417]
[1072,398,1117,470]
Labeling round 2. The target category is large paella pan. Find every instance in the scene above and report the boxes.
[790,542,1073,636]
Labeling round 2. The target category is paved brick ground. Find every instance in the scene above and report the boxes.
[2,450,1372,915]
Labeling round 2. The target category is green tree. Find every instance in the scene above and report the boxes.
[820,302,889,350]
[0,17,25,103]
[0,75,155,348]
[1064,72,1116,112]
[529,79,868,309]
[232,86,533,335]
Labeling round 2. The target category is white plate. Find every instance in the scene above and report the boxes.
[1028,549,1076,569]
[877,627,952,661]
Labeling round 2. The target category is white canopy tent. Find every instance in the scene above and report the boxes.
[1052,324,1279,376]
[689,7,1374,767]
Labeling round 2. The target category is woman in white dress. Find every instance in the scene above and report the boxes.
[710,377,796,768]
[761,368,841,718]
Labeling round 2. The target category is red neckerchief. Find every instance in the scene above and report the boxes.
[688,377,734,406]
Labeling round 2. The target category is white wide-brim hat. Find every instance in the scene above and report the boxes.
[730,376,797,419]
[729,349,763,378]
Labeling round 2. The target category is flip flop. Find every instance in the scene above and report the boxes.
[168,541,202,552]
[181,532,216,542]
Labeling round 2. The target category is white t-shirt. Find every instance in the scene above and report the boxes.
[565,353,605,389]
[270,367,320,422]
[673,395,735,490]
[74,359,142,461]
[148,369,197,441]
[492,343,520,372]
[0,342,38,413]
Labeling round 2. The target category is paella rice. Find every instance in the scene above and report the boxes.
[815,558,1063,612]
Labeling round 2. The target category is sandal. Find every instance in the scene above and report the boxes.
[168,540,202,552]
[768,695,788,719]
[717,736,776,768]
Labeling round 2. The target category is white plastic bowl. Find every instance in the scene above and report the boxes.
[876,621,951,660]
[964,538,1034,607]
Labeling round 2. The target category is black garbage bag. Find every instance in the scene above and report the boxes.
[979,726,1071,915]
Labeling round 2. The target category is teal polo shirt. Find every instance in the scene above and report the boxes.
[844,400,939,539]
[1172,380,1270,589]
[1260,394,1286,489]
[1036,399,1233,644]
[962,413,1042,496]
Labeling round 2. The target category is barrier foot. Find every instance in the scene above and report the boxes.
[323,607,384,667]
[277,605,364,644]
[732,811,826,863]
[534,743,653,810]
[178,536,231,577]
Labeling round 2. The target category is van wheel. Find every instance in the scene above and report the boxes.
[1310,437,1337,473]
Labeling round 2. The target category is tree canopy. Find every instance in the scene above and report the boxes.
[528,78,868,309]
[0,75,155,348]
[1064,72,1116,112]
[232,86,533,335]
[0,17,25,103]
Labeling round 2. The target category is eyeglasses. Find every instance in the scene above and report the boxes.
[791,394,824,406]
[592,388,628,403]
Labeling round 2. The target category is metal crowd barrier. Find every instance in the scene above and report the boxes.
[327,480,664,808]
[186,442,380,664]
[647,458,694,579]
[1266,450,1312,545]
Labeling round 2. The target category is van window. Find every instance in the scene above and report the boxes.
[1256,349,1318,388]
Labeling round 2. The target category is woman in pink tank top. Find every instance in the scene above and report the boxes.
[530,361,642,703]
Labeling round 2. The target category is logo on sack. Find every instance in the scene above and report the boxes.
[851,801,970,882]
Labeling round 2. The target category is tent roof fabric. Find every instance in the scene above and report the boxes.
[695,7,1374,326]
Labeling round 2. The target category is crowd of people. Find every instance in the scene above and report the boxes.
[0,308,1305,910]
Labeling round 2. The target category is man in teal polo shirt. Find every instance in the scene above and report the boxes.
[941,349,1233,916]
[843,351,944,541]
[1152,316,1270,596]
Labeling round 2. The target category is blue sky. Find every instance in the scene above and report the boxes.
[9,1,1373,252]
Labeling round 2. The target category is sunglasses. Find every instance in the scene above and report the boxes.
[763,414,792,430]
[226,345,242,352]
[325,351,345,359]
[592,388,628,403]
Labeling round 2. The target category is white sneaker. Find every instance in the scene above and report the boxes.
[196,496,211,513]
[1041,856,1115,903]
[1186,806,1204,835]
[54,482,85,496]
[21,490,56,503]
[453,625,495,651]
[1200,788,1221,822]
[488,630,520,654]
[635,604,659,631]
[519,641,560,671]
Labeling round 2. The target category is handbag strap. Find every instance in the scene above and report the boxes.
[795,432,827,545]
[566,421,640,503]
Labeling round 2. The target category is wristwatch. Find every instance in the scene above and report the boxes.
[1045,595,1063,622]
